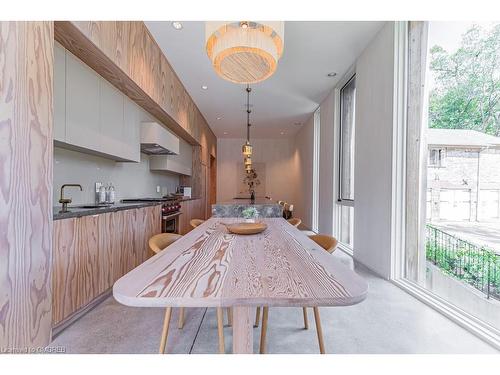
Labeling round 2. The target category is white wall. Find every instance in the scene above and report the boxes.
[217,138,298,205]
[53,147,180,205]
[293,91,336,232]
[293,117,314,227]
[353,22,395,278]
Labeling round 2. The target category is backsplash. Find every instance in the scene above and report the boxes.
[53,147,180,205]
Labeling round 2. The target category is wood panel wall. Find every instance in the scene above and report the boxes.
[0,22,54,349]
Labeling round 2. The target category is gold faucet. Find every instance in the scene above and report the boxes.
[59,184,83,213]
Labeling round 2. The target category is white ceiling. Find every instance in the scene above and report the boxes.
[146,21,384,138]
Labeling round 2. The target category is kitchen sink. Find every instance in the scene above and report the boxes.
[73,204,112,209]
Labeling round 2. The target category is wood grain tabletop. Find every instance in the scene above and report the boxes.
[113,218,368,308]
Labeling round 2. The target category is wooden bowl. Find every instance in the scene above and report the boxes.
[224,222,268,235]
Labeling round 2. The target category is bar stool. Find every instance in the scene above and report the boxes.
[149,233,226,354]
[190,218,205,229]
[259,234,339,354]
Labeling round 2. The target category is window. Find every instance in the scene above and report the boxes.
[312,107,321,232]
[339,75,356,202]
[429,148,445,167]
[403,21,500,336]
[336,74,356,248]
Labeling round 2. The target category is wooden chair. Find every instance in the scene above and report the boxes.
[149,233,226,354]
[259,234,339,354]
[287,218,302,228]
[190,218,205,229]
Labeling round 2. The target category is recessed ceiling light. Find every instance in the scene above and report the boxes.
[201,85,208,90]
[327,72,337,77]
[280,131,285,135]
[223,131,228,135]
[172,22,183,30]
[216,116,222,120]
[293,122,302,126]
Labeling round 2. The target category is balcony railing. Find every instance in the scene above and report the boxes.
[426,225,500,301]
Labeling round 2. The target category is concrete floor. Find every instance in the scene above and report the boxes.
[52,251,499,354]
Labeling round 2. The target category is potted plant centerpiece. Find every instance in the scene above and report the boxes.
[241,206,259,223]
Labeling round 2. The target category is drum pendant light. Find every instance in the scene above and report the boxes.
[206,21,284,84]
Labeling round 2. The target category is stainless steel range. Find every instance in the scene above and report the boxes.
[121,197,182,233]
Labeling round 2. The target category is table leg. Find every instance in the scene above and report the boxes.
[232,306,253,354]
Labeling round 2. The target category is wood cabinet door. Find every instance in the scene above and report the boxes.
[52,214,99,325]
[75,215,100,311]
[53,218,79,324]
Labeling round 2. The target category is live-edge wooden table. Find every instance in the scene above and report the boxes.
[113,218,368,353]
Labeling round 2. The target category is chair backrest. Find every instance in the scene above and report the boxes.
[287,218,302,227]
[190,218,205,229]
[308,234,338,254]
[148,233,182,254]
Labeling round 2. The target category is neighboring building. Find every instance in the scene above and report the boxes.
[426,129,500,222]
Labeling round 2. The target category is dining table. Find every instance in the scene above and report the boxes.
[113,217,368,354]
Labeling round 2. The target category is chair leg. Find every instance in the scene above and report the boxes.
[259,306,269,354]
[216,307,225,354]
[159,307,172,354]
[254,306,261,328]
[302,307,309,329]
[227,307,233,326]
[313,307,325,354]
[178,307,185,329]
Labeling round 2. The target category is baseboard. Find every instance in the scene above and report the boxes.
[51,289,112,339]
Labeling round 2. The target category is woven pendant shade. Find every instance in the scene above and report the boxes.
[206,21,284,84]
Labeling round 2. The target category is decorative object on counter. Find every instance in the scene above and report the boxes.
[212,200,283,218]
[105,183,116,204]
[238,162,266,198]
[241,206,259,222]
[205,21,285,84]
[223,221,267,235]
[98,183,106,204]
[58,184,83,213]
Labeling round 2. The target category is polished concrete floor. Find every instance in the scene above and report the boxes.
[52,251,498,354]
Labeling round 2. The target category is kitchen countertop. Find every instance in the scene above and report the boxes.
[53,201,162,220]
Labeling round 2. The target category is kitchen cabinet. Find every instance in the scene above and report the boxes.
[65,50,101,151]
[52,205,161,327]
[149,138,192,176]
[178,199,204,235]
[54,42,66,142]
[99,79,125,158]
[54,45,140,163]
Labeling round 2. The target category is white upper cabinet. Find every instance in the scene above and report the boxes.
[65,50,100,151]
[54,45,140,163]
[54,42,66,142]
[99,79,125,158]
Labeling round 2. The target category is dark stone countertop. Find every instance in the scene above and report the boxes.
[53,201,162,220]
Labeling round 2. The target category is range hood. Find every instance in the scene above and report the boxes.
[140,122,180,155]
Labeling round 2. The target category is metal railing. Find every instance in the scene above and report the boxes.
[426,225,500,301]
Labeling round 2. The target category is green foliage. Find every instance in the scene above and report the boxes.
[241,206,259,219]
[429,23,500,136]
[426,226,500,299]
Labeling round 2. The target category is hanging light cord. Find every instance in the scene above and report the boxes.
[246,85,252,142]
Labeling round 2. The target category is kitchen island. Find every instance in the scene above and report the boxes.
[212,198,283,218]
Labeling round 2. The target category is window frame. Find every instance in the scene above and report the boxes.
[337,74,356,206]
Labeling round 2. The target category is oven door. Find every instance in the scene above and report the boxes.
[162,213,180,233]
